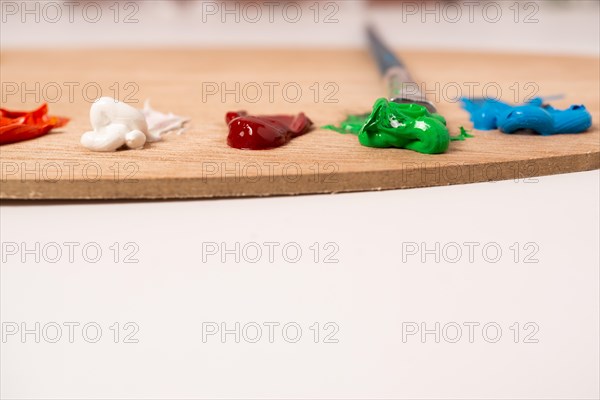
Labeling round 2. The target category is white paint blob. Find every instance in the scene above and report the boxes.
[81,97,189,152]
[143,100,190,139]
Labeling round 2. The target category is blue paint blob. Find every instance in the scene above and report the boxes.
[461,97,592,135]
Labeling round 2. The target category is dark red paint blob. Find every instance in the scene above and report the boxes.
[226,111,313,150]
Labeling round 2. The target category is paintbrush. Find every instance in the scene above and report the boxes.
[366,26,437,113]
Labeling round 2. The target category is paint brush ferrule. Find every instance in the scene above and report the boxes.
[385,67,437,113]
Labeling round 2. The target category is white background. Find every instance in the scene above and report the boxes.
[1,1,599,399]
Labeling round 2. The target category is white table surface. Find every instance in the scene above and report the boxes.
[1,1,599,399]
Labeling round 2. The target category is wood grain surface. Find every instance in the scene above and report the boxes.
[0,49,598,199]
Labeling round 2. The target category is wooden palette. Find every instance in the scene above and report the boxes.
[0,49,598,199]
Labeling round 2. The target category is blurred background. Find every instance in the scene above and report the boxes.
[2,0,599,55]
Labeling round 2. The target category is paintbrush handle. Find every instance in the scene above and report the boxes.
[367,26,436,113]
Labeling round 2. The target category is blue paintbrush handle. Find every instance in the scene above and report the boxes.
[366,26,406,75]
[366,26,436,113]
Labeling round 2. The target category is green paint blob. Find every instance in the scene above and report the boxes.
[360,98,449,154]
[323,99,473,154]
[322,113,369,134]
[323,98,449,154]
[451,127,474,141]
